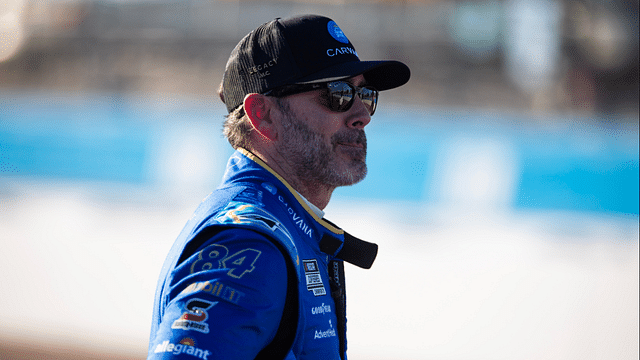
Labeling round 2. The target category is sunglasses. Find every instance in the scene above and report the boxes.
[265,81,379,116]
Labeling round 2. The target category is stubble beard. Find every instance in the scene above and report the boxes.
[278,102,368,188]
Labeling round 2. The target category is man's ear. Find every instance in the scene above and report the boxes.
[244,93,277,141]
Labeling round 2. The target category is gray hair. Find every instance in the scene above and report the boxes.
[222,98,290,150]
[222,105,253,150]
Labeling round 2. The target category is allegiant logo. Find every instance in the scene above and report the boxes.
[154,340,210,359]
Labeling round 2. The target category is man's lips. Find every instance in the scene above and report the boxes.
[334,130,367,153]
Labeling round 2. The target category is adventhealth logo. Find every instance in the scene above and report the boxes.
[314,320,337,339]
[314,327,337,339]
[154,340,210,359]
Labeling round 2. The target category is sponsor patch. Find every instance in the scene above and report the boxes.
[180,280,246,304]
[327,47,358,57]
[327,20,349,44]
[172,299,216,334]
[278,195,313,238]
[303,259,326,296]
[154,338,211,359]
[311,302,332,315]
[314,320,337,339]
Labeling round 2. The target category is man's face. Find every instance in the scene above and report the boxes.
[275,75,372,188]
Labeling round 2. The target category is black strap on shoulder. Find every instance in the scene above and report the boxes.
[320,218,378,269]
[328,259,347,360]
[319,231,378,269]
[254,240,299,360]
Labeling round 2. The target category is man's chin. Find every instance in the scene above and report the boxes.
[334,163,367,187]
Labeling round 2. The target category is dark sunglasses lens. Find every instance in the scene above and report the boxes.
[326,81,378,115]
[328,82,354,112]
[359,87,377,115]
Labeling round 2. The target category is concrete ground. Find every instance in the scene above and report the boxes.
[1,184,637,360]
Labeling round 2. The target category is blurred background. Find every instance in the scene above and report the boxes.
[0,0,638,359]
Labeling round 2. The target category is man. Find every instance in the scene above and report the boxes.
[148,14,410,359]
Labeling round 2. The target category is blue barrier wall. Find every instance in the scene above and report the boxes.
[1,93,637,216]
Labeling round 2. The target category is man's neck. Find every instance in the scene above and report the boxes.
[246,148,334,210]
[289,178,334,211]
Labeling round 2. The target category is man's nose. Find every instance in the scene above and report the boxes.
[346,97,372,129]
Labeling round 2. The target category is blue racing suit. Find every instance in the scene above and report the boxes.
[147,148,377,360]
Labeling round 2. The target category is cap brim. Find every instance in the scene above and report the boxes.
[294,60,410,91]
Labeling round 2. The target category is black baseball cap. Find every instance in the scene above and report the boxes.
[221,14,411,113]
